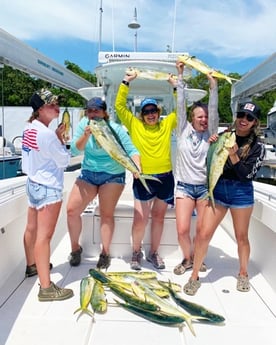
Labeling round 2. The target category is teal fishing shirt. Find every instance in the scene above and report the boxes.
[71,116,139,174]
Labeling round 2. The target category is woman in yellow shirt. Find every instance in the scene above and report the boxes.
[115,75,176,270]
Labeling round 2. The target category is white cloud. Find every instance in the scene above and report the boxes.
[1,0,275,61]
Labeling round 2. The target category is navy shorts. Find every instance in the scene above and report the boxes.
[214,178,254,208]
[26,179,63,210]
[176,181,208,200]
[133,171,175,205]
[78,169,125,186]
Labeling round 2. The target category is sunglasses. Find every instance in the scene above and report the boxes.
[236,112,255,122]
[142,108,158,116]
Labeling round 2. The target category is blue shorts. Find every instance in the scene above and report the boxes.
[214,178,254,208]
[78,169,125,186]
[26,179,63,210]
[176,181,208,200]
[133,171,175,205]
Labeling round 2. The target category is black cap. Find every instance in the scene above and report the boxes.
[237,102,261,120]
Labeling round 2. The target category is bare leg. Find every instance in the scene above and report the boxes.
[35,202,62,288]
[24,207,38,266]
[67,179,98,252]
[150,198,168,253]
[231,206,253,276]
[98,183,124,254]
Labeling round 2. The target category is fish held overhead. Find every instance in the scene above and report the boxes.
[178,54,239,84]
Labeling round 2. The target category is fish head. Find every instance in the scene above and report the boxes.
[223,131,236,148]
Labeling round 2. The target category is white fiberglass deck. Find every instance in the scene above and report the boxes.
[1,225,276,345]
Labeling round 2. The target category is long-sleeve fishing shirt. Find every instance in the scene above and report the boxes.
[71,116,139,174]
[175,76,219,185]
[222,134,265,181]
[22,119,70,190]
[115,83,177,174]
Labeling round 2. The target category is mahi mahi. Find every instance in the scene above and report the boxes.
[89,118,161,193]
[126,66,192,81]
[206,131,236,209]
[178,54,239,84]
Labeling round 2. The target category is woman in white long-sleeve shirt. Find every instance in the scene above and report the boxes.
[173,61,219,275]
[22,89,73,302]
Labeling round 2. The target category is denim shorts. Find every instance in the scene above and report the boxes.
[175,181,208,200]
[78,169,125,186]
[26,179,63,210]
[133,171,174,205]
[214,178,254,208]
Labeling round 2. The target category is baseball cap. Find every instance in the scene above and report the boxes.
[140,98,158,110]
[237,102,261,120]
[86,97,107,111]
[30,89,60,112]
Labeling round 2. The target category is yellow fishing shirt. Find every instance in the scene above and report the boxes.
[115,84,177,174]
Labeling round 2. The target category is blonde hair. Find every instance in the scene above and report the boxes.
[231,119,261,159]
[28,110,40,123]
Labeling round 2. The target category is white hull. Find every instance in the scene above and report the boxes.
[0,171,276,345]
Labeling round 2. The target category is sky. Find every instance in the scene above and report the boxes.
[0,0,276,76]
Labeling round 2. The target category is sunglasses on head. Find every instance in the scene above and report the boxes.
[142,107,158,116]
[236,112,255,122]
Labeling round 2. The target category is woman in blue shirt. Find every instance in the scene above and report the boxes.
[67,97,140,269]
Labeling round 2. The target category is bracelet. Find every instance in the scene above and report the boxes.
[122,80,129,86]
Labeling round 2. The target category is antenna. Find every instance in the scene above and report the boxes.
[128,7,141,52]
[98,0,103,52]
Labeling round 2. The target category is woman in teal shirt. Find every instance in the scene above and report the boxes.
[67,97,140,269]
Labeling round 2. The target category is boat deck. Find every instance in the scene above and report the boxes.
[1,226,276,345]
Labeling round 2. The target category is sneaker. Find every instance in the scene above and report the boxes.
[96,253,111,269]
[173,259,192,275]
[130,250,143,270]
[146,252,165,269]
[69,246,83,266]
[237,274,250,292]
[183,278,201,296]
[25,263,53,278]
[38,282,74,302]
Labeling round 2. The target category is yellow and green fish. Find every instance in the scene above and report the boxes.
[178,54,239,84]
[89,118,161,193]
[206,131,236,209]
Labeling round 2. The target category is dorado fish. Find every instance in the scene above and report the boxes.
[206,131,236,209]
[115,300,187,327]
[89,118,161,193]
[123,276,197,336]
[126,66,192,81]
[61,108,71,142]
[178,54,239,84]
[90,281,108,314]
[159,281,225,323]
[74,276,95,318]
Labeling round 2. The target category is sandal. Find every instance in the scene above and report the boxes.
[237,274,250,292]
[183,277,201,296]
[173,259,192,275]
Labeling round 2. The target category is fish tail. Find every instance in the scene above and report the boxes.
[225,76,233,84]
[138,174,162,193]
[186,316,196,337]
[74,307,94,318]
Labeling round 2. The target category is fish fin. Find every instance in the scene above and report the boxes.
[185,316,197,337]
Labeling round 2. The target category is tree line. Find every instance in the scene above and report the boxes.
[0,60,275,125]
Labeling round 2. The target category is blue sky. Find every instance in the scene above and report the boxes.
[1,0,275,76]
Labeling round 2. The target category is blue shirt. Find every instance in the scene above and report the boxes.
[71,117,139,174]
